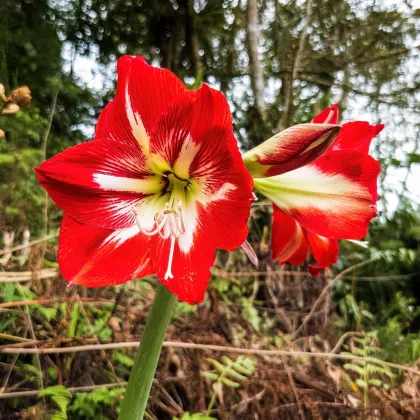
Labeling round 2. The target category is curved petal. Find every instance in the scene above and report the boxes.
[35,139,163,229]
[196,131,255,252]
[255,150,380,239]
[149,226,216,305]
[329,121,384,154]
[95,55,187,153]
[306,231,339,275]
[312,103,339,124]
[150,84,235,195]
[271,206,308,265]
[59,215,153,287]
[242,124,341,177]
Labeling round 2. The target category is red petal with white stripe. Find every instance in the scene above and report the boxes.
[256,150,379,239]
[148,225,217,305]
[95,55,187,153]
[290,150,380,238]
[150,84,234,194]
[35,139,160,229]
[312,103,339,124]
[59,215,153,287]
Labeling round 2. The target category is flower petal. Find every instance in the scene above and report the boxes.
[329,121,384,154]
[150,84,235,194]
[271,206,308,265]
[149,227,217,305]
[59,215,153,287]
[95,55,187,153]
[306,231,339,275]
[242,124,341,177]
[255,150,380,239]
[312,103,339,124]
[35,139,163,229]
[196,133,254,252]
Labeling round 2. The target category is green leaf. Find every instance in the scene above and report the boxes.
[112,352,135,368]
[39,385,72,417]
[355,379,367,389]
[68,303,80,338]
[220,377,240,388]
[201,371,219,382]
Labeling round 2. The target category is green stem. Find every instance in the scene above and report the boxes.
[205,372,225,417]
[119,283,176,420]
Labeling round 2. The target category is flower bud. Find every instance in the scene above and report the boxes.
[9,85,31,107]
[0,84,6,102]
[1,103,20,115]
[243,124,341,178]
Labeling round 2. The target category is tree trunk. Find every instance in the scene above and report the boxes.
[247,0,265,119]
[278,0,313,131]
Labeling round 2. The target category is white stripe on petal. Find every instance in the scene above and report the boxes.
[101,225,141,247]
[125,85,149,153]
[178,203,197,253]
[255,165,370,212]
[93,173,162,194]
[173,135,200,179]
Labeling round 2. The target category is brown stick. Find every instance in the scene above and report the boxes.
[0,234,58,256]
[0,297,115,309]
[0,341,418,375]
[0,381,127,399]
[292,257,379,339]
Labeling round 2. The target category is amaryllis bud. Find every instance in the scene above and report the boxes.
[9,85,31,107]
[0,129,4,138]
[242,123,341,178]
[1,103,20,115]
[0,84,6,102]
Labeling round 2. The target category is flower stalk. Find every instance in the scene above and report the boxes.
[119,283,176,420]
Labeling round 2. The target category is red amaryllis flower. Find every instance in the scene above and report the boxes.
[35,56,254,304]
[246,104,383,275]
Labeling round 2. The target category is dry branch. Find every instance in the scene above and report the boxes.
[0,340,418,376]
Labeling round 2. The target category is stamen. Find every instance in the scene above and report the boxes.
[168,213,180,237]
[164,236,176,280]
[177,201,186,234]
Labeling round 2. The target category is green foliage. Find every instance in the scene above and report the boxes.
[202,355,257,390]
[174,413,216,420]
[173,301,197,317]
[200,356,257,416]
[39,385,72,420]
[241,298,261,332]
[69,386,126,419]
[342,332,395,410]
[112,351,134,368]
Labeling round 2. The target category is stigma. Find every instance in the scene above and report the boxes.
[133,200,186,280]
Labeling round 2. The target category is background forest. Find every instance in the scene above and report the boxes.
[0,0,420,418]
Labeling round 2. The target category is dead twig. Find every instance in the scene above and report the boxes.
[292,257,379,339]
[0,340,418,375]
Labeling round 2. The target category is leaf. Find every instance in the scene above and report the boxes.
[201,372,219,382]
[355,379,367,389]
[220,377,240,388]
[68,303,80,338]
[368,378,383,387]
[241,299,261,331]
[112,352,135,367]
[40,385,72,417]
